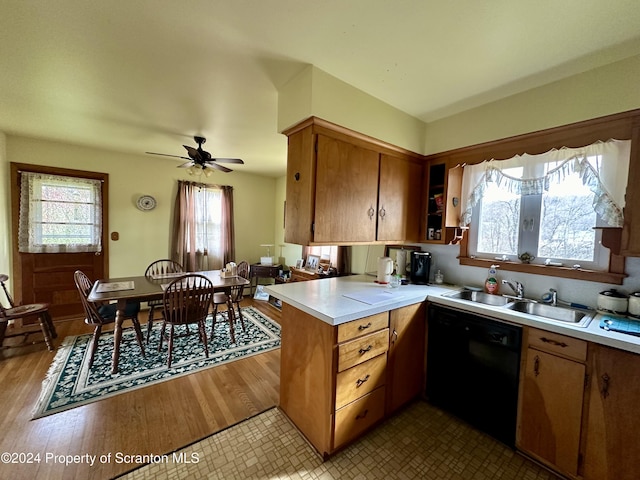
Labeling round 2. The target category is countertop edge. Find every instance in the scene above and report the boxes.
[265,277,640,355]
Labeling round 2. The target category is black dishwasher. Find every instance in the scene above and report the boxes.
[426,304,522,447]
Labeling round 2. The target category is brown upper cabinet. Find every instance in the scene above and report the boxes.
[423,158,464,244]
[284,110,640,256]
[283,117,423,245]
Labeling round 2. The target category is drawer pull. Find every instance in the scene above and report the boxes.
[358,345,373,355]
[356,409,369,420]
[540,337,568,348]
[356,374,370,387]
[358,322,372,331]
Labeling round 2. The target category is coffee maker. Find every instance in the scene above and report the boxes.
[410,251,432,284]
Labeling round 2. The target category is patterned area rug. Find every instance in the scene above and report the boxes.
[32,306,280,419]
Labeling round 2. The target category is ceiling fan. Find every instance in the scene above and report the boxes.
[146,136,244,176]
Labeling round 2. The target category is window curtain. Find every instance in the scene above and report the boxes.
[220,185,235,265]
[171,181,235,272]
[18,172,102,253]
[459,139,631,228]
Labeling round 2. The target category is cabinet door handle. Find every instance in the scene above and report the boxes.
[356,374,370,387]
[367,206,375,220]
[359,345,373,355]
[540,337,568,348]
[601,373,611,399]
[378,206,386,219]
[358,322,372,331]
[533,355,540,377]
[391,329,398,345]
[356,409,369,420]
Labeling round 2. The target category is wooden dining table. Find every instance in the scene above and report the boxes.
[88,270,249,374]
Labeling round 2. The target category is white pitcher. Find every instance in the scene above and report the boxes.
[377,257,394,284]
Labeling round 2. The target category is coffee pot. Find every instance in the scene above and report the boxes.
[377,257,394,284]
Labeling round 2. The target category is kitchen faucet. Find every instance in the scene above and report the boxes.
[502,279,524,299]
[548,288,558,306]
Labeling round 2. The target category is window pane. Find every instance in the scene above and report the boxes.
[194,189,222,251]
[477,166,523,256]
[539,174,596,261]
[40,183,96,245]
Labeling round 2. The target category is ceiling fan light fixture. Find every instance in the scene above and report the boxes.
[147,136,243,174]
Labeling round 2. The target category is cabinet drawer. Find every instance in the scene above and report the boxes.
[528,327,587,362]
[338,329,389,372]
[334,387,385,450]
[335,354,386,410]
[337,312,388,343]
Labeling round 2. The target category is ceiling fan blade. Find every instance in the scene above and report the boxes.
[177,161,195,168]
[146,152,192,161]
[183,145,202,161]
[205,162,233,173]
[212,158,244,164]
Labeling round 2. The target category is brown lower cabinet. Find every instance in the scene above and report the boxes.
[518,327,640,480]
[279,302,425,457]
[583,344,640,480]
[517,328,587,478]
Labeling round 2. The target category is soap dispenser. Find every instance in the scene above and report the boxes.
[485,265,499,294]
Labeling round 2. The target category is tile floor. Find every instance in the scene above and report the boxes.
[121,401,559,480]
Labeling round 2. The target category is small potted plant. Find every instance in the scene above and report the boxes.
[518,252,535,264]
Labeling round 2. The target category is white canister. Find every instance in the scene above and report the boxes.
[597,289,629,314]
[629,292,640,317]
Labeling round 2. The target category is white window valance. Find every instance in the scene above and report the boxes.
[459,139,631,228]
[18,172,103,253]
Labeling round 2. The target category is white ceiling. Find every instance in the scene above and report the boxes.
[2,1,640,177]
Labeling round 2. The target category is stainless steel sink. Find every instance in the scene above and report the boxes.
[504,301,594,327]
[445,290,514,306]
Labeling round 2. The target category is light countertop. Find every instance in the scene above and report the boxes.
[265,275,451,324]
[265,275,640,355]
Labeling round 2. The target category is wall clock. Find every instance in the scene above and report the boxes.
[136,195,157,211]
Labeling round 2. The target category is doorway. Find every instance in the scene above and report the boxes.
[9,163,109,321]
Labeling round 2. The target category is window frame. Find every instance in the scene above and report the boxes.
[424,109,640,285]
[468,159,609,271]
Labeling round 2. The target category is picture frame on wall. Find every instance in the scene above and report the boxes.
[306,254,320,271]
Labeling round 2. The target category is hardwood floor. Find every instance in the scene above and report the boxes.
[0,299,281,480]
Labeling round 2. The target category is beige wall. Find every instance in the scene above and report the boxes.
[1,136,277,280]
[425,54,640,154]
[278,65,426,154]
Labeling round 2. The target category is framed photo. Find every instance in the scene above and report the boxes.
[305,254,320,271]
[295,259,304,269]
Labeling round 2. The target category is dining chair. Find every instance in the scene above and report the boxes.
[74,270,146,369]
[144,259,184,343]
[160,273,212,368]
[211,261,248,344]
[230,260,249,329]
[0,273,57,351]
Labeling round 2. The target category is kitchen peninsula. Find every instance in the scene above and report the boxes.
[267,275,640,479]
[265,275,447,458]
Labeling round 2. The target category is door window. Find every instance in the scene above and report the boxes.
[18,172,103,253]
